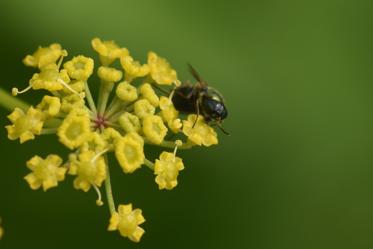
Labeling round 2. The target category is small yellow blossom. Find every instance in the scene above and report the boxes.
[139,83,159,107]
[61,80,85,94]
[69,150,106,192]
[115,132,144,173]
[91,37,128,65]
[154,152,184,190]
[60,94,85,113]
[64,55,94,81]
[28,64,70,92]
[159,96,181,133]
[81,131,107,152]
[183,114,218,146]
[102,127,121,145]
[142,115,167,144]
[108,204,145,242]
[37,95,61,117]
[148,51,177,85]
[6,107,45,143]
[134,99,155,119]
[57,109,91,149]
[98,66,123,82]
[23,43,67,69]
[120,55,149,82]
[116,81,138,102]
[118,112,141,133]
[24,155,66,191]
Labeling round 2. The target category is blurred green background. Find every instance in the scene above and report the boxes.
[0,0,372,248]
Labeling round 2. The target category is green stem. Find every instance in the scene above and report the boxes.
[41,128,57,135]
[84,81,97,114]
[0,88,29,111]
[97,81,114,116]
[104,155,116,215]
[144,158,154,170]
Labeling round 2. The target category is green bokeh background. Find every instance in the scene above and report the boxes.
[0,0,372,248]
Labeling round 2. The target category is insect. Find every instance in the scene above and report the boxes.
[171,64,229,135]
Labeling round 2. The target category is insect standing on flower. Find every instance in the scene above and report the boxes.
[171,64,229,134]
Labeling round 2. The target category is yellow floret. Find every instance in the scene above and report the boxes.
[182,114,218,146]
[133,99,155,119]
[57,109,91,149]
[97,66,123,82]
[115,132,144,173]
[91,37,129,65]
[142,115,168,144]
[64,55,94,81]
[139,83,159,107]
[108,204,145,242]
[24,154,66,191]
[37,95,61,117]
[6,107,45,143]
[154,151,184,190]
[147,51,177,85]
[28,64,70,92]
[116,81,138,102]
[118,112,141,133]
[60,94,85,113]
[69,150,107,192]
[23,43,67,69]
[120,55,149,82]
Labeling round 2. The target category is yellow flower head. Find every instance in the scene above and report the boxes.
[115,132,144,173]
[159,96,181,133]
[142,115,168,144]
[28,64,70,92]
[57,109,91,149]
[183,114,218,146]
[37,95,61,117]
[6,107,45,143]
[64,55,94,81]
[120,55,149,82]
[116,81,138,102]
[97,66,123,82]
[23,43,67,69]
[60,94,85,113]
[24,155,66,191]
[154,151,184,190]
[91,37,129,65]
[139,83,159,107]
[148,51,177,85]
[134,99,155,119]
[118,112,141,133]
[69,150,107,192]
[108,204,145,242]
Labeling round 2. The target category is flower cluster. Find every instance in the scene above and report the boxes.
[5,38,219,242]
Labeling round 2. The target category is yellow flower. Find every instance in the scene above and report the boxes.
[142,115,167,144]
[81,131,107,152]
[133,99,155,119]
[120,55,149,82]
[159,96,181,133]
[6,107,45,143]
[102,127,121,145]
[57,109,91,149]
[139,83,159,107]
[23,43,67,69]
[182,114,218,146]
[60,94,85,113]
[24,155,66,191]
[28,64,70,92]
[148,51,177,85]
[154,152,184,190]
[64,55,94,81]
[116,81,138,102]
[37,95,61,117]
[97,66,123,82]
[115,132,144,173]
[69,150,106,192]
[118,112,141,133]
[108,204,145,242]
[91,37,128,65]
